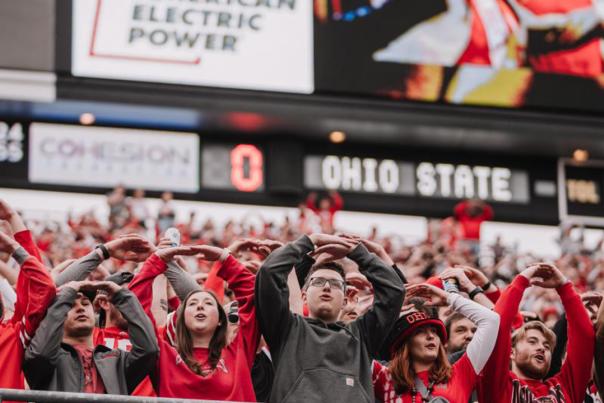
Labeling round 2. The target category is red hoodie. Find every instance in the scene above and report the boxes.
[479,275,594,403]
[129,254,260,401]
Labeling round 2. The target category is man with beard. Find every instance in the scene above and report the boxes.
[479,263,594,403]
[446,313,477,357]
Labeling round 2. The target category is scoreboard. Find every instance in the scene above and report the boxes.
[1,120,603,226]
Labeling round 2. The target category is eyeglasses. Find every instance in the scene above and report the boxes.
[308,277,346,290]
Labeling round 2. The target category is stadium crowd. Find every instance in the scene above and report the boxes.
[1,189,604,403]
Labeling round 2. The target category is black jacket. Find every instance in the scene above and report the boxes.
[255,236,405,403]
[24,287,159,395]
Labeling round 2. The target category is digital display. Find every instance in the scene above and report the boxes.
[0,121,28,184]
[201,143,265,193]
[304,155,530,203]
[559,160,604,225]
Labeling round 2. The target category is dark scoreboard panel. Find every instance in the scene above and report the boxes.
[559,159,604,226]
[0,120,601,226]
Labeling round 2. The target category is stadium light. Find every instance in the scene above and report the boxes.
[573,149,589,162]
[329,131,346,144]
[79,113,96,125]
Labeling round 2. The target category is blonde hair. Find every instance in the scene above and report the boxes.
[512,321,557,350]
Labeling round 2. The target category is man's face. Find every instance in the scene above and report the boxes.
[303,269,346,323]
[447,317,476,354]
[512,329,553,380]
[64,295,96,338]
[409,326,441,364]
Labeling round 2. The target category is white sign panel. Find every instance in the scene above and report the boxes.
[72,0,314,93]
[29,123,200,192]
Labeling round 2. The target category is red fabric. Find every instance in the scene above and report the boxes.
[485,288,501,304]
[12,230,45,323]
[478,276,595,403]
[373,354,478,402]
[454,201,493,241]
[0,256,55,394]
[521,0,602,77]
[457,0,519,66]
[306,192,343,229]
[94,327,156,397]
[204,261,225,304]
[129,254,260,401]
[72,344,106,394]
[168,296,180,312]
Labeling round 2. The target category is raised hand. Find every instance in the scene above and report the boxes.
[155,246,197,262]
[0,199,15,221]
[309,233,356,248]
[227,239,264,257]
[439,267,475,293]
[105,234,154,262]
[190,245,227,261]
[0,230,19,255]
[522,263,568,288]
[312,239,357,262]
[405,283,449,307]
[457,265,490,288]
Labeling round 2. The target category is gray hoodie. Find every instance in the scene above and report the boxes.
[255,236,405,403]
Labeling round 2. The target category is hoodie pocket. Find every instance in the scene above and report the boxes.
[282,367,371,403]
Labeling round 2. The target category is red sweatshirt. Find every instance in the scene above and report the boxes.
[0,255,56,392]
[479,276,594,403]
[129,254,260,401]
[94,326,156,397]
[373,355,478,403]
[12,230,44,323]
[454,201,493,241]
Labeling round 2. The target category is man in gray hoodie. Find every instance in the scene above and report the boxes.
[255,233,405,403]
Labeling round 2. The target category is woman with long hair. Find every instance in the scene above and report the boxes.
[128,239,273,401]
[373,281,500,403]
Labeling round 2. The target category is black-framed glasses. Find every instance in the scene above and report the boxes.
[308,277,346,290]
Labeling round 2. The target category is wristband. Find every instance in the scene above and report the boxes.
[469,286,485,300]
[482,281,492,290]
[95,244,110,260]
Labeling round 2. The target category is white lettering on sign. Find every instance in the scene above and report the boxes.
[567,179,600,204]
[321,156,399,193]
[416,162,513,201]
[0,122,24,163]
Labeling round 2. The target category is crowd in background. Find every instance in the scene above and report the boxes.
[1,187,604,403]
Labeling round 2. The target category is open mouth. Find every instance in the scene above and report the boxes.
[75,314,89,322]
[533,354,545,364]
[346,312,358,320]
[426,343,437,350]
[195,313,207,321]
[320,295,333,302]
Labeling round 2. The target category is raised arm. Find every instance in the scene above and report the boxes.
[449,293,500,374]
[105,283,159,394]
[255,236,314,352]
[351,244,405,357]
[555,279,595,403]
[595,301,604,400]
[23,286,79,390]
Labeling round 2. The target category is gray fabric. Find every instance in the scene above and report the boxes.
[12,246,29,265]
[164,260,201,301]
[24,287,159,395]
[54,251,103,287]
[255,236,405,403]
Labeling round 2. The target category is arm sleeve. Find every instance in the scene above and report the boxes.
[128,254,167,318]
[448,293,500,374]
[478,275,530,402]
[555,282,595,403]
[255,236,314,353]
[54,250,103,287]
[329,192,344,213]
[23,287,77,390]
[352,244,405,357]
[454,201,467,219]
[481,204,494,220]
[485,288,501,304]
[294,253,315,289]
[163,261,201,302]
[547,315,567,378]
[204,261,225,304]
[18,256,57,343]
[12,230,43,323]
[112,288,160,394]
[13,230,42,263]
[218,255,260,366]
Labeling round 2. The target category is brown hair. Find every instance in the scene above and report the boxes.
[175,290,228,375]
[512,321,557,350]
[389,331,452,394]
[303,262,346,290]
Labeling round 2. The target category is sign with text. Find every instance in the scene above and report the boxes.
[305,155,530,203]
[72,0,314,93]
[202,143,264,192]
[0,121,28,184]
[29,123,200,192]
[559,159,604,226]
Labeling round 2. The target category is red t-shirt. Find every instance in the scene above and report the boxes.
[129,254,260,401]
[373,354,478,403]
[93,327,156,396]
[454,201,493,241]
[72,344,106,394]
